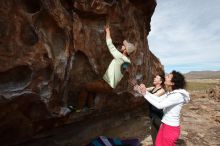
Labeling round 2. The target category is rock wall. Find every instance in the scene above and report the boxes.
[0,0,163,145]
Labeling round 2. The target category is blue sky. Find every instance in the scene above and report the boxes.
[148,0,220,73]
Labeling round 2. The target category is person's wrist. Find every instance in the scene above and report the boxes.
[145,90,149,95]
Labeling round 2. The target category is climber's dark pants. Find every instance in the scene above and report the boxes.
[77,79,113,109]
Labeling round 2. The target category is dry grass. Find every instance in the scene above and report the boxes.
[186,79,220,93]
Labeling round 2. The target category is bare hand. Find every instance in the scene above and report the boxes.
[133,84,147,96]
[104,25,110,32]
[140,87,147,95]
[139,84,146,89]
[138,84,147,95]
[133,84,140,92]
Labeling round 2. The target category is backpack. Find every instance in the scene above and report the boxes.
[87,136,139,146]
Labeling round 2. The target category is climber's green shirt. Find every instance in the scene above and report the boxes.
[103,39,131,89]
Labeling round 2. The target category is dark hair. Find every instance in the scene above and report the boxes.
[171,70,186,90]
[158,72,165,86]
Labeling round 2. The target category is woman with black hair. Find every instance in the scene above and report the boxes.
[134,71,190,146]
[144,74,165,145]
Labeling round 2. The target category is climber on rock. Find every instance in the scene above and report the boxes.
[76,25,137,112]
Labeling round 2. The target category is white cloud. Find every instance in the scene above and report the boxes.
[148,0,220,73]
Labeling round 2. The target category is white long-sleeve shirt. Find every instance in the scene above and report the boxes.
[144,89,190,126]
[103,39,131,88]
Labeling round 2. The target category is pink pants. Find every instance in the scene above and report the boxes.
[155,123,180,146]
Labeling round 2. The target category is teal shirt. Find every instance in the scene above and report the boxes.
[103,39,131,88]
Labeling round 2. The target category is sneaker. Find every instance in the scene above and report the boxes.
[59,107,71,116]
[67,105,76,112]
[59,105,76,116]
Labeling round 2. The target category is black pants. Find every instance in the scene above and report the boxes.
[150,116,162,146]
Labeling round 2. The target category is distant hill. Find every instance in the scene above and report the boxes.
[184,71,220,79]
